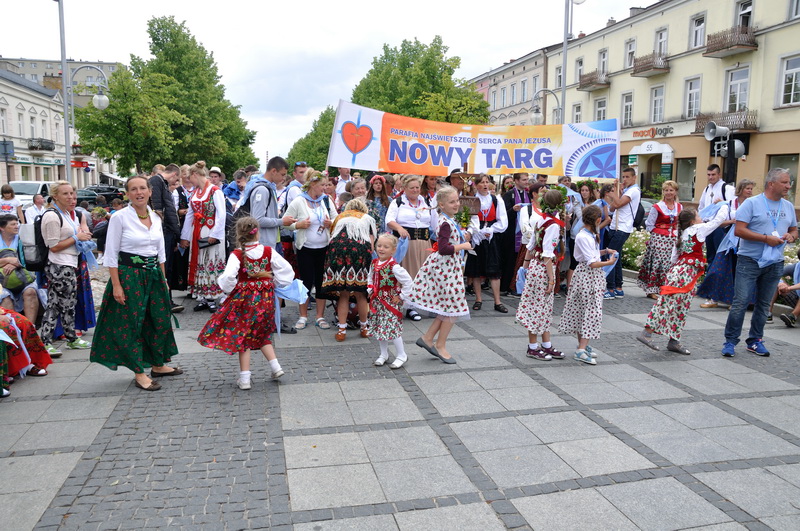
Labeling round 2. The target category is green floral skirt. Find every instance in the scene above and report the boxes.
[90,264,179,374]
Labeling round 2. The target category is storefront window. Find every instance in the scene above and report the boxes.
[769,154,798,203]
[675,158,696,202]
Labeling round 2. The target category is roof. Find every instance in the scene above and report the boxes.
[0,69,59,98]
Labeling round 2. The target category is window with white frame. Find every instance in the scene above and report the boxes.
[651,86,665,123]
[46,63,53,69]
[622,93,633,127]
[555,66,562,88]
[30,63,37,69]
[575,58,583,83]
[108,65,116,72]
[29,74,38,82]
[655,29,668,55]
[624,39,636,68]
[727,67,749,112]
[792,0,800,18]
[532,75,540,97]
[0,109,6,134]
[598,49,608,73]
[685,77,701,118]
[29,117,36,138]
[595,99,607,121]
[17,113,23,137]
[738,0,752,27]
[782,55,800,105]
[86,76,94,85]
[573,103,582,123]
[491,91,497,110]
[521,79,528,102]
[511,83,517,105]
[42,119,47,139]
[501,87,507,107]
[691,16,705,48]
[17,62,24,68]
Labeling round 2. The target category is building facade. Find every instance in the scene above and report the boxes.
[0,69,111,187]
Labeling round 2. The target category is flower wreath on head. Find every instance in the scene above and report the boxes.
[539,186,567,218]
[575,179,598,192]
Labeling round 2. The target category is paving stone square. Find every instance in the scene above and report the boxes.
[287,463,386,511]
[548,435,655,477]
[652,402,748,429]
[518,411,610,443]
[284,433,369,469]
[358,426,450,462]
[371,455,477,501]
[392,502,506,530]
[472,445,579,488]
[696,468,800,519]
[513,489,639,530]
[450,417,542,452]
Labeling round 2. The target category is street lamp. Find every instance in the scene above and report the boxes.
[55,0,110,184]
[560,0,587,125]
[531,89,562,125]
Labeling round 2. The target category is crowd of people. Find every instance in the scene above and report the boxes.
[1,159,797,396]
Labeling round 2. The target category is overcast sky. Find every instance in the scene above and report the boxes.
[2,0,641,169]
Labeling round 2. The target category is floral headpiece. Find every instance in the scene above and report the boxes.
[369,174,386,186]
[539,186,567,217]
[576,179,598,191]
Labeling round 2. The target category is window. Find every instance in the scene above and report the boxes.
[655,29,668,55]
[491,91,497,111]
[46,63,53,69]
[782,56,800,105]
[651,86,665,123]
[86,76,94,85]
[555,66,562,89]
[575,58,583,83]
[769,154,799,202]
[108,65,115,72]
[17,113,23,137]
[691,16,705,48]
[624,39,636,68]
[573,103,582,123]
[595,99,607,121]
[622,93,633,127]
[685,78,701,118]
[738,0,753,27]
[29,74,38,82]
[598,49,608,73]
[42,119,47,139]
[30,63,37,69]
[17,62,24,68]
[511,83,517,105]
[727,67,749,112]
[793,0,800,18]
[30,117,36,138]
[675,158,697,201]
[532,75,540,97]
[0,109,5,134]
[501,87,507,107]
[521,79,528,102]
[43,167,51,181]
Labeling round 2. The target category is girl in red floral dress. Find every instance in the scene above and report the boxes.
[368,234,413,368]
[198,217,296,390]
[409,186,473,364]
[637,208,725,355]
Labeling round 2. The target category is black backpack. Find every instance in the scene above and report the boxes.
[227,183,272,250]
[27,208,83,272]
[632,200,645,230]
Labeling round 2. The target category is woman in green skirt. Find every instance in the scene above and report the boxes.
[90,175,181,391]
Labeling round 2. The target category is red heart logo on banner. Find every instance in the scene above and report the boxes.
[341,121,373,155]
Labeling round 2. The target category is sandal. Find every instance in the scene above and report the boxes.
[472,301,482,311]
[360,326,370,338]
[295,318,308,330]
[335,329,347,342]
[315,318,331,330]
[494,303,508,313]
[26,365,48,377]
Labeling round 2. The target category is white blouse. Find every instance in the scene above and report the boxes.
[475,192,509,236]
[217,244,295,293]
[519,206,543,244]
[180,184,227,242]
[574,229,602,265]
[104,206,166,268]
[527,215,561,259]
[385,194,438,232]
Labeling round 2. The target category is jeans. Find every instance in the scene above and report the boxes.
[605,229,631,290]
[724,256,784,345]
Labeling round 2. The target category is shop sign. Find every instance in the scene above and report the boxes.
[632,126,674,139]
[71,160,89,168]
[661,164,673,178]
[53,158,65,165]
[627,155,637,165]
[11,155,32,164]
[34,157,56,166]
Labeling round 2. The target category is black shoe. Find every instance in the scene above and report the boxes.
[171,302,184,314]
[193,301,209,312]
[280,322,297,334]
[465,286,475,295]
[207,301,217,313]
[481,282,490,291]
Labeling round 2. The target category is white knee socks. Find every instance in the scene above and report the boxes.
[392,337,407,362]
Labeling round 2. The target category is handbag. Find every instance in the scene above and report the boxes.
[0,249,35,295]
[197,238,220,249]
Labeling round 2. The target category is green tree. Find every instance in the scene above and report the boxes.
[74,67,189,174]
[287,107,336,171]
[131,16,257,171]
[351,36,488,124]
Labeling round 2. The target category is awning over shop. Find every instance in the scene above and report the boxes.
[100,172,128,186]
[629,141,674,164]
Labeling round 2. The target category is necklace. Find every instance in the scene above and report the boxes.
[136,209,149,219]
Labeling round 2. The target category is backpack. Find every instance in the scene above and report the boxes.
[632,201,645,230]
[394,194,432,209]
[26,208,83,272]
[227,182,272,249]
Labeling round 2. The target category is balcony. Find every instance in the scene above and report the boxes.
[578,70,609,92]
[694,110,758,134]
[632,53,670,77]
[27,138,56,155]
[72,144,89,161]
[703,26,757,58]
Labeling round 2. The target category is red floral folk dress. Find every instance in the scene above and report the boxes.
[198,246,277,353]
[637,201,682,295]
[368,258,412,341]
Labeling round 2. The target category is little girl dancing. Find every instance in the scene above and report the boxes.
[198,217,296,389]
[368,234,413,368]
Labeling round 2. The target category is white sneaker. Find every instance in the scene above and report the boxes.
[237,379,251,390]
[271,369,285,379]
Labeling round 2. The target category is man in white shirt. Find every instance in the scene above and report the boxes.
[285,161,308,206]
[605,167,641,299]
[335,167,352,201]
[25,194,47,224]
[698,164,736,308]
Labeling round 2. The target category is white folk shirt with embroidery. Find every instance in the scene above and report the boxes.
[217,243,295,294]
[473,192,508,242]
[385,194,438,232]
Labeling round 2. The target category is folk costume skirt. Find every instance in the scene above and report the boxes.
[636,233,677,295]
[90,254,178,374]
[559,263,605,339]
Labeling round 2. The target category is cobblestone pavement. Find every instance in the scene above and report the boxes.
[2,275,800,530]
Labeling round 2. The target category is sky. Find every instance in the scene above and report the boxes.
[2,0,642,169]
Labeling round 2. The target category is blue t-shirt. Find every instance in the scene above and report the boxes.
[735,193,797,260]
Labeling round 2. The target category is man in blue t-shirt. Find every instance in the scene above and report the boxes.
[723,168,798,357]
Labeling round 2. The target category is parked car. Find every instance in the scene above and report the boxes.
[84,184,124,203]
[9,181,50,208]
[76,189,99,208]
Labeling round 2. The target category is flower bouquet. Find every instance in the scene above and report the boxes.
[454,205,472,229]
